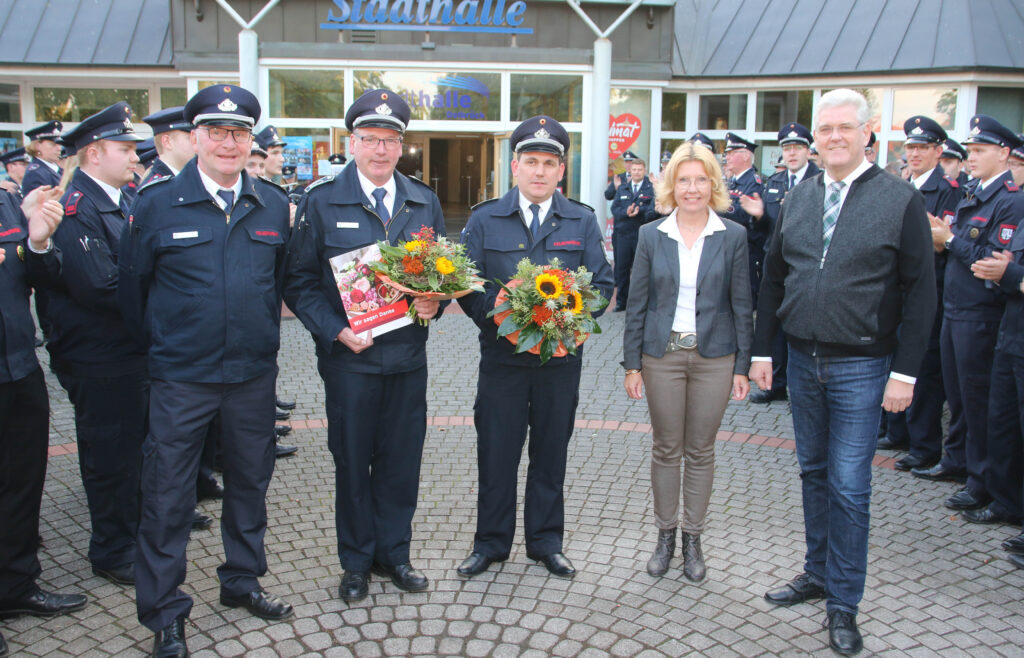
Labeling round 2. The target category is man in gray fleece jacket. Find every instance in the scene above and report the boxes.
[750,89,935,656]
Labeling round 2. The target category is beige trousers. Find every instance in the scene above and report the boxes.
[642,348,734,534]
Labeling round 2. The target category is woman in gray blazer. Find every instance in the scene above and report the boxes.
[623,142,753,582]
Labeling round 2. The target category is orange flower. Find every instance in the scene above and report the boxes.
[402,256,424,275]
[531,305,553,325]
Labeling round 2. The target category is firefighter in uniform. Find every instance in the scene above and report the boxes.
[721,132,767,305]
[21,121,63,196]
[140,107,195,187]
[610,157,655,311]
[283,89,444,603]
[1,148,30,200]
[119,84,294,657]
[918,116,1024,518]
[456,115,614,580]
[941,138,971,192]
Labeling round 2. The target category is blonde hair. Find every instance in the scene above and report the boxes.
[655,142,730,213]
[58,155,78,189]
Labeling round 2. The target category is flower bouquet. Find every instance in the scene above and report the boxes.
[371,225,486,325]
[487,258,608,364]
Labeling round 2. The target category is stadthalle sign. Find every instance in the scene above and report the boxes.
[322,0,533,34]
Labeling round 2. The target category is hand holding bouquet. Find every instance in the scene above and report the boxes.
[372,225,485,325]
[487,258,608,364]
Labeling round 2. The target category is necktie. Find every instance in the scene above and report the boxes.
[789,174,797,190]
[216,189,234,212]
[822,181,845,258]
[633,184,639,196]
[529,203,541,238]
[118,194,130,217]
[372,188,390,225]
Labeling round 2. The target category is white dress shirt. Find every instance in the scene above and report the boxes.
[657,209,727,333]
[518,193,552,231]
[196,165,242,212]
[355,167,396,219]
[82,170,123,208]
[912,167,936,190]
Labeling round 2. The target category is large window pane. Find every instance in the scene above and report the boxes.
[754,140,781,177]
[824,87,883,132]
[661,91,686,131]
[356,71,501,122]
[698,94,746,130]
[160,87,187,109]
[756,90,812,131]
[891,88,957,130]
[34,88,149,122]
[977,87,1024,133]
[510,74,582,123]
[269,70,345,119]
[0,84,20,123]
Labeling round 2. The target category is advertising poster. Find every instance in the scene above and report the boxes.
[282,136,314,181]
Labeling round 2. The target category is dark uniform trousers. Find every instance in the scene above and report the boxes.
[459,187,614,560]
[609,178,654,309]
[55,370,148,569]
[0,368,49,601]
[938,172,1024,496]
[723,168,767,306]
[282,164,446,573]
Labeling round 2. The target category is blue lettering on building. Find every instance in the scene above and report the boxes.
[323,0,532,34]
[397,76,490,121]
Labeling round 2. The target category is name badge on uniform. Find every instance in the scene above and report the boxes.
[173,231,199,239]
[768,188,779,193]
[337,222,360,229]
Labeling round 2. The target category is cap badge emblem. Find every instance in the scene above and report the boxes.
[375,103,393,116]
[534,127,550,140]
[218,98,238,112]
[911,127,923,135]
[970,126,980,136]
[381,92,388,100]
[223,86,232,93]
[788,131,798,138]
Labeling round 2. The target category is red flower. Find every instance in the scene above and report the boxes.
[350,289,365,303]
[531,305,553,325]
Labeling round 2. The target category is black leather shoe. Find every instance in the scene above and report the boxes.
[963,504,1015,524]
[220,589,293,620]
[527,552,576,579]
[876,436,908,451]
[894,454,937,471]
[191,509,213,531]
[0,629,7,657]
[372,562,429,592]
[153,615,188,658]
[274,424,291,437]
[1010,553,1024,570]
[93,564,135,585]
[764,573,825,606]
[457,552,503,578]
[196,476,224,500]
[0,586,87,618]
[339,571,369,602]
[827,610,863,655]
[276,397,296,410]
[944,488,991,511]
[275,409,290,421]
[911,463,967,483]
[748,388,787,404]
[275,441,298,458]
[1001,533,1024,555]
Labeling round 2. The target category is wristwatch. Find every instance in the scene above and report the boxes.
[944,235,954,251]
[624,369,641,375]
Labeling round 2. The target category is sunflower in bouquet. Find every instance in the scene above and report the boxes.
[372,225,485,325]
[487,258,608,364]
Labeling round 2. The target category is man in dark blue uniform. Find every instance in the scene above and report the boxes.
[1,148,30,200]
[610,157,655,311]
[284,89,444,603]
[33,102,148,587]
[941,139,970,191]
[877,116,963,472]
[140,107,195,187]
[971,222,1024,538]
[256,125,286,181]
[740,122,820,404]
[119,85,293,657]
[604,150,637,201]
[0,185,87,637]
[919,116,1024,516]
[456,115,613,579]
[721,132,768,305]
[689,132,715,151]
[22,122,64,196]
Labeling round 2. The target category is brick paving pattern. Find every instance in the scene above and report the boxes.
[5,310,1024,656]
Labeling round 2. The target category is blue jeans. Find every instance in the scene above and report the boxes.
[787,346,890,615]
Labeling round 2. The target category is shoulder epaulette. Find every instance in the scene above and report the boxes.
[138,175,172,193]
[406,175,433,191]
[944,175,959,189]
[567,198,595,212]
[1005,180,1018,192]
[471,197,500,211]
[64,190,83,216]
[754,174,762,185]
[253,176,290,199]
[26,163,39,172]
[303,175,335,194]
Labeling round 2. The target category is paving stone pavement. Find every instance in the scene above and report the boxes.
[6,309,1024,657]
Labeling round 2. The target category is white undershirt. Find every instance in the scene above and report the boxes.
[657,209,727,333]
[356,167,396,219]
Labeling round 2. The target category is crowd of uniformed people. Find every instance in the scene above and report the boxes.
[0,81,1022,658]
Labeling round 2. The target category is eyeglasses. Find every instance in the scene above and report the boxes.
[202,126,253,144]
[814,123,866,137]
[355,134,403,150]
[676,176,711,189]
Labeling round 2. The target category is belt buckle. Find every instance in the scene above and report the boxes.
[668,332,698,351]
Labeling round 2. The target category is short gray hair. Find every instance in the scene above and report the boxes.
[816,89,871,128]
